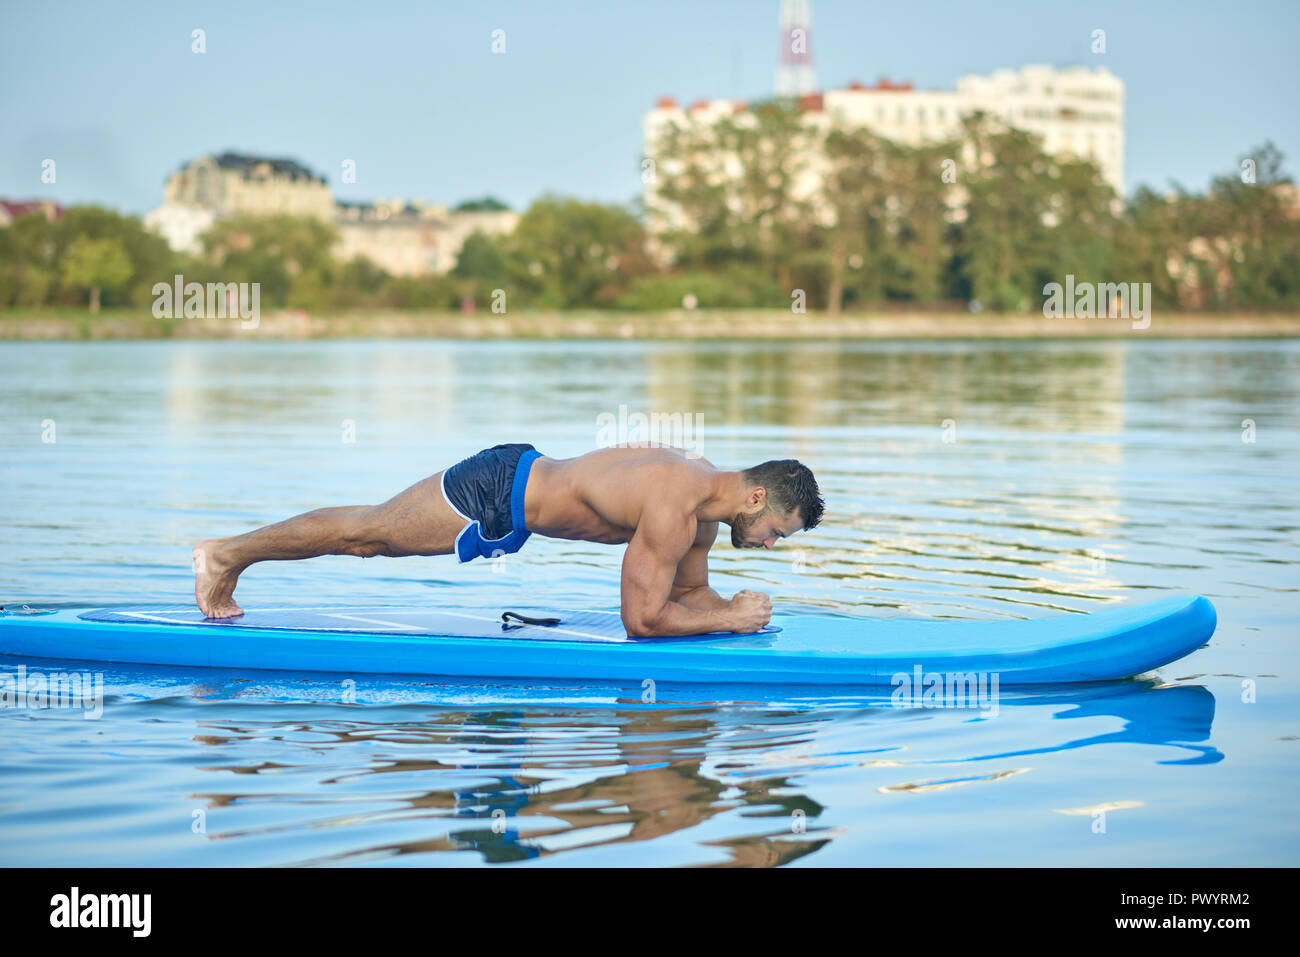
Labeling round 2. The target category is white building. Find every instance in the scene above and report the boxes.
[643,64,1126,228]
[333,200,520,277]
[143,203,216,256]
[145,153,519,275]
[956,65,1124,194]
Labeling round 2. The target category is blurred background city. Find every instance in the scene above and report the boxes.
[1,0,1297,331]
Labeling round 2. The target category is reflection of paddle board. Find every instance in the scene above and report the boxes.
[0,595,1216,686]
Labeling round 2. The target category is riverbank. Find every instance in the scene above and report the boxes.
[3,308,1299,340]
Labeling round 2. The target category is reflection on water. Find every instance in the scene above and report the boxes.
[0,664,1225,867]
[0,338,1296,865]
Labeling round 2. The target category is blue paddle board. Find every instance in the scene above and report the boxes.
[0,595,1216,686]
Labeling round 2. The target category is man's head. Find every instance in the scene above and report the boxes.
[731,459,824,549]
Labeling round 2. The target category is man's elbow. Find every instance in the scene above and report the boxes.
[669,583,704,604]
[622,610,663,638]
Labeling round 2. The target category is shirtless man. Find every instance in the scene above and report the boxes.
[192,443,823,637]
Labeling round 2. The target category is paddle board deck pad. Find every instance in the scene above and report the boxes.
[0,595,1216,686]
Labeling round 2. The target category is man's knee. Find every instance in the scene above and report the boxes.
[338,508,393,558]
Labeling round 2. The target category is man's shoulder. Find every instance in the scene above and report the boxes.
[648,449,718,490]
[588,444,719,478]
[606,448,717,519]
[642,444,719,473]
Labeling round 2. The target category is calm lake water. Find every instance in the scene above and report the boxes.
[1,337,1297,866]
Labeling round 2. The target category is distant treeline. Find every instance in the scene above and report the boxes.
[2,107,1296,314]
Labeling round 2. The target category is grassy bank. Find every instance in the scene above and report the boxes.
[3,307,1299,340]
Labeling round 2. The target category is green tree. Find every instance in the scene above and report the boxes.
[454,196,511,212]
[885,138,962,304]
[821,126,892,312]
[505,196,649,308]
[1204,142,1300,308]
[453,231,509,282]
[0,210,60,307]
[1116,187,1187,309]
[55,206,178,307]
[200,214,339,308]
[650,99,815,295]
[61,236,132,313]
[955,114,1056,310]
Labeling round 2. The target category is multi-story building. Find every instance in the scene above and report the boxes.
[955,65,1124,194]
[160,152,335,220]
[146,152,334,255]
[334,200,519,277]
[146,153,518,274]
[643,63,1126,236]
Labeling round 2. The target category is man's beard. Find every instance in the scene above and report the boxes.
[731,508,764,548]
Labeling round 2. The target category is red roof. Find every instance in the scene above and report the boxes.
[0,199,64,222]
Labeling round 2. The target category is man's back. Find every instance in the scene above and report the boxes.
[524,445,718,545]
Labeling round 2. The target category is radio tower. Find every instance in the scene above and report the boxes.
[775,0,816,96]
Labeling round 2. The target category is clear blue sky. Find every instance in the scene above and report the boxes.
[2,0,1296,214]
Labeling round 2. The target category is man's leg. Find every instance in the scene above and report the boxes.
[193,470,468,618]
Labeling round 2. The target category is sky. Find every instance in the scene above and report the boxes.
[2,0,1297,215]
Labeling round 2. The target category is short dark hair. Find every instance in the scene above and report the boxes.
[741,459,824,530]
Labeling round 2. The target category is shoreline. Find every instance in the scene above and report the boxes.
[3,309,1299,340]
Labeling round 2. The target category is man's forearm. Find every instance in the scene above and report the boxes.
[673,585,730,612]
[627,598,736,637]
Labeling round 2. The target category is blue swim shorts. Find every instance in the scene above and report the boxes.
[440,443,543,563]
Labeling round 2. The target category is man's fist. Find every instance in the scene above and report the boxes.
[730,589,772,632]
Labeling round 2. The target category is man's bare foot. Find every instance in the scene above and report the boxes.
[193,539,245,619]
